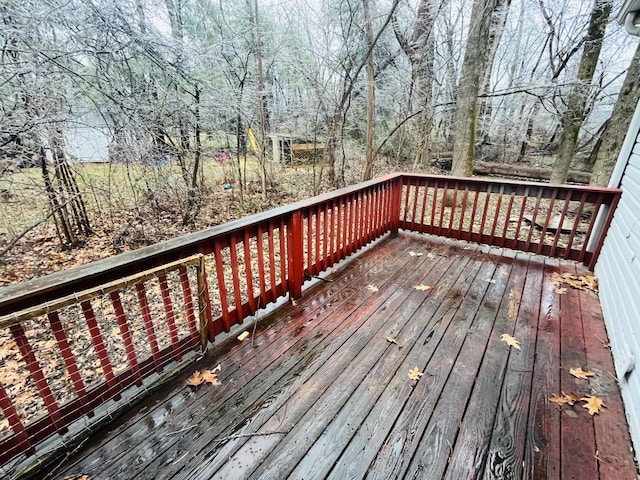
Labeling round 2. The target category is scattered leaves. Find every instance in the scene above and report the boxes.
[408,367,424,381]
[367,284,379,292]
[582,396,605,415]
[569,367,595,380]
[414,284,431,291]
[500,333,521,350]
[386,336,398,344]
[409,251,423,257]
[187,364,222,387]
[550,272,598,293]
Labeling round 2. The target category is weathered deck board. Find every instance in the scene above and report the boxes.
[56,233,637,480]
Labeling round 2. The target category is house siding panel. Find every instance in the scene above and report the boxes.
[596,124,640,462]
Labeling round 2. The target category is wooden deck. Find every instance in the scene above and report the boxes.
[55,232,637,480]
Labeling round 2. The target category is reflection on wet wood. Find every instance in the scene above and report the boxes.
[58,233,636,480]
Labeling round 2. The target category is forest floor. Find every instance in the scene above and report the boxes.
[0,154,440,286]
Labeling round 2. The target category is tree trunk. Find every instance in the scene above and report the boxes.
[362,0,375,181]
[477,0,512,143]
[550,0,612,184]
[250,0,268,199]
[590,41,640,186]
[451,0,504,177]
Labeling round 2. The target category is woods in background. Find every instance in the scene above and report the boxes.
[1,0,638,251]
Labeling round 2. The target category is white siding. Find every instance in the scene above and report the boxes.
[596,101,640,459]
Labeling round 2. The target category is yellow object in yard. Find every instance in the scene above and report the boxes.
[247,128,260,152]
[237,331,250,341]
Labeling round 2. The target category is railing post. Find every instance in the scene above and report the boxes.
[196,255,214,346]
[390,176,404,234]
[288,211,305,299]
[587,191,622,270]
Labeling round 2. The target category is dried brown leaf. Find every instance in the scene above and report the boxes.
[414,284,431,291]
[569,367,595,380]
[202,369,221,386]
[582,395,605,415]
[386,336,398,344]
[408,367,424,381]
[549,393,567,406]
[187,370,204,387]
[500,333,521,350]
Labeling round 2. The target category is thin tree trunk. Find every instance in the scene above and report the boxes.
[451,0,503,177]
[251,0,268,199]
[591,40,640,186]
[550,0,612,184]
[362,0,375,181]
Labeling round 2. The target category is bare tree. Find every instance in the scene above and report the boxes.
[550,0,612,184]
[590,40,640,186]
[451,0,509,177]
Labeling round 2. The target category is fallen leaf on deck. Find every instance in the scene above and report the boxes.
[367,285,379,292]
[202,365,221,386]
[582,396,605,415]
[549,393,567,406]
[500,333,521,350]
[555,287,568,295]
[570,367,595,380]
[237,331,250,341]
[414,284,431,291]
[187,370,204,387]
[550,272,598,293]
[386,336,398,344]
[408,367,424,381]
[409,251,423,257]
[291,299,298,306]
[427,252,435,259]
[549,392,580,406]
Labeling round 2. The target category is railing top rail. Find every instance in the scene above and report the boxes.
[0,173,401,315]
[398,172,623,195]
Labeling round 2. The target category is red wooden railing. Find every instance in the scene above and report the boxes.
[0,173,619,475]
[399,174,620,270]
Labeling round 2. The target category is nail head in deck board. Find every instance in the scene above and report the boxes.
[51,234,636,480]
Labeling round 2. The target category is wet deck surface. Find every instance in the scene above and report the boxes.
[57,232,637,479]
